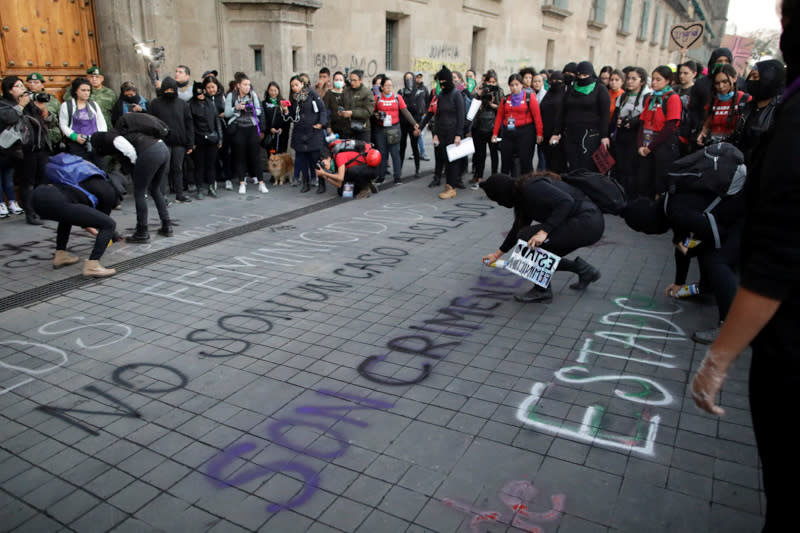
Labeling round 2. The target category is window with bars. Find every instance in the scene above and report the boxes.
[386,19,397,71]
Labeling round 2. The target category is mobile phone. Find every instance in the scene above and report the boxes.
[280,99,291,107]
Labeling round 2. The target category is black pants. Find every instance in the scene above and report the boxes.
[636,138,679,199]
[612,128,640,195]
[32,186,115,260]
[564,127,600,172]
[433,143,463,187]
[340,165,376,196]
[517,203,605,257]
[133,142,171,228]
[542,140,567,173]
[351,129,371,143]
[697,223,742,323]
[166,145,186,195]
[231,126,262,182]
[193,141,219,187]
[749,316,800,532]
[472,129,499,179]
[400,122,420,173]
[500,124,535,176]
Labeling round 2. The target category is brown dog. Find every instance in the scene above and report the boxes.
[268,153,294,185]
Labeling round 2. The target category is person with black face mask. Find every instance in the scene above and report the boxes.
[111,82,147,126]
[691,2,800,530]
[399,71,427,176]
[739,59,786,165]
[419,65,465,199]
[479,173,604,303]
[149,76,195,203]
[562,62,578,88]
[556,61,611,172]
[541,71,567,173]
[190,81,223,199]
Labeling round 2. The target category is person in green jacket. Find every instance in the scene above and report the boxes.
[342,69,374,143]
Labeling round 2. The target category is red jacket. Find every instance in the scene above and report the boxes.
[492,93,543,137]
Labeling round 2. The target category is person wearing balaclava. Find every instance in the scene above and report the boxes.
[190,80,223,199]
[554,61,611,172]
[110,82,147,126]
[479,173,604,302]
[687,47,734,147]
[562,62,578,88]
[398,71,427,176]
[540,71,567,173]
[419,65,465,198]
[739,59,786,165]
[690,2,800,529]
[149,76,195,203]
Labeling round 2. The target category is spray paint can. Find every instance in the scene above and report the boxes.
[483,259,507,268]
[675,283,700,298]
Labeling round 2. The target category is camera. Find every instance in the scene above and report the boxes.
[620,117,632,129]
[377,111,386,120]
[35,92,51,103]
[480,84,499,101]
[315,161,326,171]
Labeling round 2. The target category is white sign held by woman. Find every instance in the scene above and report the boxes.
[504,239,561,288]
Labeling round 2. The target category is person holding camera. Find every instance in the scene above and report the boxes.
[314,140,381,199]
[190,81,223,199]
[0,76,30,219]
[471,70,503,188]
[59,77,108,169]
[25,73,61,143]
[225,73,267,195]
[342,70,373,143]
[19,80,59,225]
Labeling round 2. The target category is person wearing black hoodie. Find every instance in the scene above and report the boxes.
[562,62,578,88]
[399,71,426,176]
[556,61,611,172]
[149,76,195,203]
[739,59,785,166]
[190,81,223,199]
[480,173,604,303]
[691,2,800,529]
[419,65,465,199]
[540,71,567,173]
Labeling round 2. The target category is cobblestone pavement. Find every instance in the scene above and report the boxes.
[0,157,764,532]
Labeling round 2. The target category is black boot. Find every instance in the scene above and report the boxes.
[561,257,601,290]
[428,176,441,188]
[22,187,43,225]
[514,285,553,303]
[157,221,174,237]
[127,225,150,243]
[316,178,326,194]
[300,176,311,193]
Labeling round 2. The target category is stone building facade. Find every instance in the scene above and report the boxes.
[3,0,729,99]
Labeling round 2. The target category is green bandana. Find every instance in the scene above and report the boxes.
[466,78,477,93]
[574,81,596,95]
[648,88,674,111]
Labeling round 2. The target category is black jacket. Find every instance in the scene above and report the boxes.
[287,89,327,153]
[500,179,586,252]
[189,97,222,143]
[558,83,610,137]
[148,97,194,148]
[539,87,565,140]
[419,89,464,144]
[399,85,428,122]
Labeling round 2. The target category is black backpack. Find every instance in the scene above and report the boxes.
[562,169,627,215]
[667,142,746,198]
[115,112,170,139]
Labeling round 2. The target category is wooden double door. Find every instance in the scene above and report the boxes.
[0,0,100,101]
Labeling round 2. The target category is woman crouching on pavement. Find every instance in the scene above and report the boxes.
[32,156,121,277]
[480,172,604,302]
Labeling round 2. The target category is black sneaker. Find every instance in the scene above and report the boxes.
[374,176,385,184]
[393,178,402,184]
[175,195,192,203]
[369,182,379,194]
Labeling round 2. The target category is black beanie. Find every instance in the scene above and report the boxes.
[192,81,204,97]
[576,61,596,78]
[479,174,516,208]
[436,65,454,92]
[89,131,122,157]
[563,62,578,74]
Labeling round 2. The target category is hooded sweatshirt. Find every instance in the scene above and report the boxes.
[557,62,611,137]
[148,77,194,147]
[419,66,464,143]
[398,71,427,120]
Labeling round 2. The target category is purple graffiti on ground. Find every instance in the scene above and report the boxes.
[443,480,566,533]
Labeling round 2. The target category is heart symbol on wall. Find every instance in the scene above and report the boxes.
[670,24,704,50]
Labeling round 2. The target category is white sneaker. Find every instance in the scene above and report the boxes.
[238,183,246,194]
[258,182,269,193]
[225,180,233,190]
[7,200,23,215]
[0,203,8,218]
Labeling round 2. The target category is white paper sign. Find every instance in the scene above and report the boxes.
[446,137,475,162]
[504,239,561,288]
[466,98,482,121]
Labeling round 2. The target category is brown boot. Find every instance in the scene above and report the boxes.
[53,250,80,269]
[438,184,457,200]
[82,259,116,278]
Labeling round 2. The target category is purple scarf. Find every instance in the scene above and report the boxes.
[510,92,524,107]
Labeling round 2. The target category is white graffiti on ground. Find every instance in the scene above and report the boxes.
[443,479,566,533]
[516,297,684,456]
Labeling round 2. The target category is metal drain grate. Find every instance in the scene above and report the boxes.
[0,173,429,313]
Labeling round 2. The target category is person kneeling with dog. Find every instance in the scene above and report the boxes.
[314,139,382,199]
